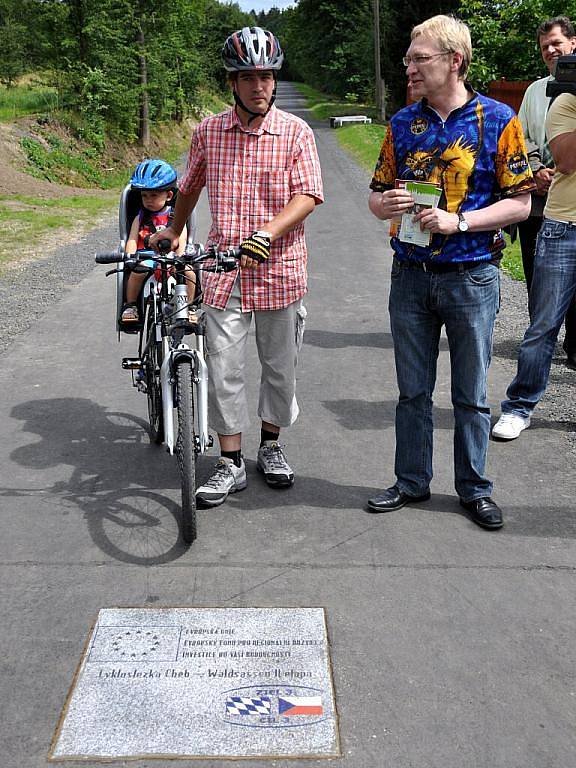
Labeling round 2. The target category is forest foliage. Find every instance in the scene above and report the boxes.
[2,0,576,146]
[0,0,254,145]
[262,0,576,111]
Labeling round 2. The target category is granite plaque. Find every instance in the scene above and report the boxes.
[49,607,339,760]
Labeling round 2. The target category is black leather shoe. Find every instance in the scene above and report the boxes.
[367,485,431,513]
[459,497,503,529]
[565,352,576,370]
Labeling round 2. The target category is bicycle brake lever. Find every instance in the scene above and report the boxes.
[219,255,240,273]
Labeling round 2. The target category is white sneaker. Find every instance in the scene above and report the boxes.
[492,413,531,441]
[256,441,294,487]
[196,457,247,507]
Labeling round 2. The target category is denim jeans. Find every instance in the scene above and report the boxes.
[389,259,500,502]
[502,218,576,418]
[518,215,576,355]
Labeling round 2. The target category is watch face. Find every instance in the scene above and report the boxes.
[458,217,469,232]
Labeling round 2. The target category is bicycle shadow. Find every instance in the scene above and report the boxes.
[8,397,190,565]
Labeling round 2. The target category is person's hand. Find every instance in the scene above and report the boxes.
[239,231,271,270]
[534,167,554,196]
[372,189,415,220]
[414,207,460,235]
[148,227,180,253]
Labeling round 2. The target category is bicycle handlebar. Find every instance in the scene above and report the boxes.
[143,235,172,253]
[95,253,127,264]
[94,244,242,273]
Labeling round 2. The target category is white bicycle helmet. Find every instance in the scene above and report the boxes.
[222,27,284,72]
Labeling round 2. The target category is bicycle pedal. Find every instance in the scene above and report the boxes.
[122,357,142,370]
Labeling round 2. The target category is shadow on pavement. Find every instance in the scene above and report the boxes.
[359,492,576,539]
[8,397,575,560]
[218,480,576,539]
[305,329,393,350]
[211,457,381,515]
[492,336,521,361]
[434,493,576,538]
[305,329,449,352]
[322,399,454,431]
[8,398,192,565]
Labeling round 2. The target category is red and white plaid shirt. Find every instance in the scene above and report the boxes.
[179,105,323,310]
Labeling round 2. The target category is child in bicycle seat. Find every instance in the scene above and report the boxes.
[121,159,192,323]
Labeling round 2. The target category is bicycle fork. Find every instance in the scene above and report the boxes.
[160,343,211,456]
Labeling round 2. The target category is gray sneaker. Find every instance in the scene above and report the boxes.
[256,441,294,487]
[196,457,247,507]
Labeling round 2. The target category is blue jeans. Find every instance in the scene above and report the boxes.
[502,218,576,418]
[389,259,500,502]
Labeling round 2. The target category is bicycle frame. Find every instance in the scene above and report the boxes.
[143,261,211,456]
[160,344,210,456]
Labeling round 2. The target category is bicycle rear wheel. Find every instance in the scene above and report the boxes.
[175,360,197,544]
[143,297,164,444]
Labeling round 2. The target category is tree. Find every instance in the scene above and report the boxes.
[0,23,26,86]
[10,0,254,143]
[460,0,576,91]
[0,0,35,86]
[256,6,296,80]
[283,0,374,101]
[382,0,460,113]
[199,0,256,92]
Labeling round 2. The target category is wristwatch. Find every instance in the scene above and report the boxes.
[457,213,469,233]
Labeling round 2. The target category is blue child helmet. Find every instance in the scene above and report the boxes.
[130,159,177,191]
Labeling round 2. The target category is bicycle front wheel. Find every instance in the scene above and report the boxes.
[143,297,164,444]
[175,360,197,544]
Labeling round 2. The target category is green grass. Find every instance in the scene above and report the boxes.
[294,82,379,122]
[19,130,136,189]
[19,120,192,191]
[336,123,387,171]
[0,192,118,268]
[501,233,525,282]
[0,83,58,122]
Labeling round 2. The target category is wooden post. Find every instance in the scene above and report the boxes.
[373,0,386,121]
[137,25,150,149]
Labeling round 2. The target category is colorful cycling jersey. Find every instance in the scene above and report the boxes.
[136,207,172,251]
[370,90,535,263]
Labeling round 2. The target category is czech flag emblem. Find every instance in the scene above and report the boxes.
[278,695,323,716]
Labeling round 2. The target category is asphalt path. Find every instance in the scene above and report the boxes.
[1,82,575,767]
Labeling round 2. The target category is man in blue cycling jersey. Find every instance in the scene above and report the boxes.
[367,14,534,530]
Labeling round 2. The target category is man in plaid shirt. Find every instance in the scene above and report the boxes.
[153,27,323,507]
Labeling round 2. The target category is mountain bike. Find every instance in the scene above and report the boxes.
[95,241,240,544]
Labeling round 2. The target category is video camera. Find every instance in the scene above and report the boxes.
[546,54,576,98]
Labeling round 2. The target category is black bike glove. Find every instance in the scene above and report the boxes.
[240,231,272,263]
